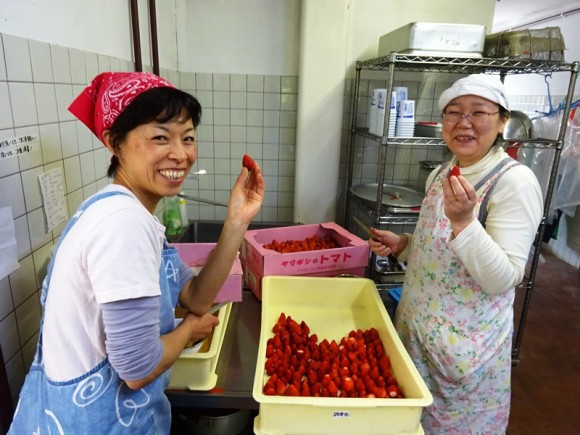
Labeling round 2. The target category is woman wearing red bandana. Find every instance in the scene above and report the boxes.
[9,72,265,434]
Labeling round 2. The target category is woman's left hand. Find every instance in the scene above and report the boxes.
[443,174,477,237]
[227,161,265,225]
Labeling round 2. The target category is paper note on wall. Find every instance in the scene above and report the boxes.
[0,207,19,280]
[0,134,38,159]
[38,169,68,231]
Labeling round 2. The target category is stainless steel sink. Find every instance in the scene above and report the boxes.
[174,221,294,243]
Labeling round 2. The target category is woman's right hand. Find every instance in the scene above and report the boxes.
[368,228,406,257]
[180,311,220,344]
[128,311,220,390]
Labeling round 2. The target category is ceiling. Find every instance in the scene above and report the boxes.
[492,0,580,32]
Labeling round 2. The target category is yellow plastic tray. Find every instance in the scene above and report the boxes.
[254,418,424,435]
[168,302,232,390]
[252,276,432,435]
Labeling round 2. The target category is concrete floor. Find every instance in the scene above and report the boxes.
[508,249,580,434]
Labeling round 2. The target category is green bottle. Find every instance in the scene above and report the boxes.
[164,196,183,237]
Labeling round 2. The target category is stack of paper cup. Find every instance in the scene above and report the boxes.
[367,89,379,133]
[396,100,415,137]
[374,89,388,137]
[393,86,408,117]
[388,91,397,137]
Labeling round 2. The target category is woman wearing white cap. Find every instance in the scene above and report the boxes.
[368,74,543,433]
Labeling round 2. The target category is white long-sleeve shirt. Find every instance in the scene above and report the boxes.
[400,146,543,295]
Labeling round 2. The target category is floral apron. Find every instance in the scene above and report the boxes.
[396,158,518,434]
[9,191,182,434]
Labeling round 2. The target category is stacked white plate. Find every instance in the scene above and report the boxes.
[396,99,415,137]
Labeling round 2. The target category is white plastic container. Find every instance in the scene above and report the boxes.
[396,100,415,137]
[169,302,232,390]
[375,88,388,136]
[393,87,408,117]
[379,22,486,58]
[367,89,379,132]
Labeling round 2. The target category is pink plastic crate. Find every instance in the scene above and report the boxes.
[240,222,369,300]
[172,243,243,303]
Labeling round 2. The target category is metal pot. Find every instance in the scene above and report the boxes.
[414,122,442,137]
[177,408,252,435]
[416,160,441,192]
[504,110,534,140]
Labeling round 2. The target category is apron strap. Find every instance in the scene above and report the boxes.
[476,158,521,228]
[42,191,133,296]
[473,157,519,191]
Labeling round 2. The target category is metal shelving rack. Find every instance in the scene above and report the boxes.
[344,52,579,364]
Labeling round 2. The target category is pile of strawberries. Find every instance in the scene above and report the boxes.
[262,313,404,398]
[263,235,339,253]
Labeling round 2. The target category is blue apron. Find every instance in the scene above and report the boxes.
[9,191,182,434]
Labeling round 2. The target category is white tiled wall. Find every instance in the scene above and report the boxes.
[0,31,298,405]
[176,70,298,223]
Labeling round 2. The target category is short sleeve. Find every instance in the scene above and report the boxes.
[80,199,164,304]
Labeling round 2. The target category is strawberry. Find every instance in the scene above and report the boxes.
[327,380,339,397]
[242,154,257,171]
[448,165,460,179]
[341,376,355,393]
[264,313,406,398]
[285,384,300,396]
[275,379,287,395]
[373,386,387,398]
[386,384,401,398]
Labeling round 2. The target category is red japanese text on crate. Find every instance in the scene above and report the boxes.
[281,252,352,268]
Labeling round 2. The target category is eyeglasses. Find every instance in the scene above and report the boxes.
[442,111,499,124]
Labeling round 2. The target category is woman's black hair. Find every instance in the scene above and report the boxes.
[106,87,202,177]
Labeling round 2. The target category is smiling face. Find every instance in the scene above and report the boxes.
[441,95,508,167]
[104,116,196,212]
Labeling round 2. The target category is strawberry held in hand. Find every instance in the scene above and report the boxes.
[242,154,257,172]
[448,165,460,179]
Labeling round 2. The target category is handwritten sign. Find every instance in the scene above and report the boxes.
[38,169,68,231]
[0,135,38,159]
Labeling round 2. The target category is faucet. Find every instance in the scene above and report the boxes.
[186,169,207,181]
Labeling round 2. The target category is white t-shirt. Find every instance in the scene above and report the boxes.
[42,185,167,381]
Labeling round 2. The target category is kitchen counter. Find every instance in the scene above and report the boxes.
[165,285,400,412]
[165,289,262,410]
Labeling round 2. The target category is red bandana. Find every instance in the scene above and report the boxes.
[68,72,175,143]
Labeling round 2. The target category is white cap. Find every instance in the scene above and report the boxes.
[438,74,510,113]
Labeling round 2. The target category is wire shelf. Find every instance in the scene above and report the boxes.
[354,127,562,149]
[356,53,579,75]
[350,194,420,226]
